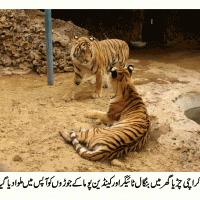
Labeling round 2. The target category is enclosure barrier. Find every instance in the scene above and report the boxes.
[45,9,54,85]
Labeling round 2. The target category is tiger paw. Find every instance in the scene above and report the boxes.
[79,126,86,132]
[85,110,96,119]
[59,129,72,143]
[102,82,108,88]
[62,94,74,102]
[91,92,102,99]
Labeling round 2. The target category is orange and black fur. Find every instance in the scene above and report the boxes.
[63,36,129,101]
[60,62,150,161]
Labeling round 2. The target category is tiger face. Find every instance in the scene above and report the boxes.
[72,36,95,64]
[108,62,134,95]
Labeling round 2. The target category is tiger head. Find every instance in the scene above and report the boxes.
[108,62,134,97]
[71,36,95,65]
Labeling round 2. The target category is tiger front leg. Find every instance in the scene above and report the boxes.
[85,110,114,126]
[63,70,83,101]
[102,74,108,88]
[92,69,103,98]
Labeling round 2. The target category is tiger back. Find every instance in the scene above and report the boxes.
[63,36,129,101]
[60,62,150,161]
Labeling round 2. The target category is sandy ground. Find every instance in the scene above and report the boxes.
[0,49,200,172]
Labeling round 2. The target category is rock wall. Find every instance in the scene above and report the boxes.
[0,9,89,75]
[83,9,144,42]
[163,10,199,48]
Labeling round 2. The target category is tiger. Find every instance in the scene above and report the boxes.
[60,62,150,161]
[63,36,129,101]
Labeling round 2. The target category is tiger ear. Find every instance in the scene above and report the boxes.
[89,37,94,41]
[127,65,134,75]
[110,67,117,78]
[74,35,79,40]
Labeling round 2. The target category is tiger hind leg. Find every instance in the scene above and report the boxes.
[69,130,106,161]
[59,126,87,144]
[59,129,72,143]
[60,128,111,160]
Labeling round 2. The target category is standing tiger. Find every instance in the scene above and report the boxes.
[63,36,129,101]
[60,62,150,161]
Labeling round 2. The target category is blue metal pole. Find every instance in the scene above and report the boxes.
[45,9,54,85]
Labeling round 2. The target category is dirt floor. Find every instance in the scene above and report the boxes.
[0,48,200,172]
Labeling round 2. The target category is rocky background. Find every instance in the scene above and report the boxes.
[0,9,200,75]
[0,9,89,75]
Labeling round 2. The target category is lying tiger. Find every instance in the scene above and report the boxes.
[60,62,150,161]
[63,36,129,101]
